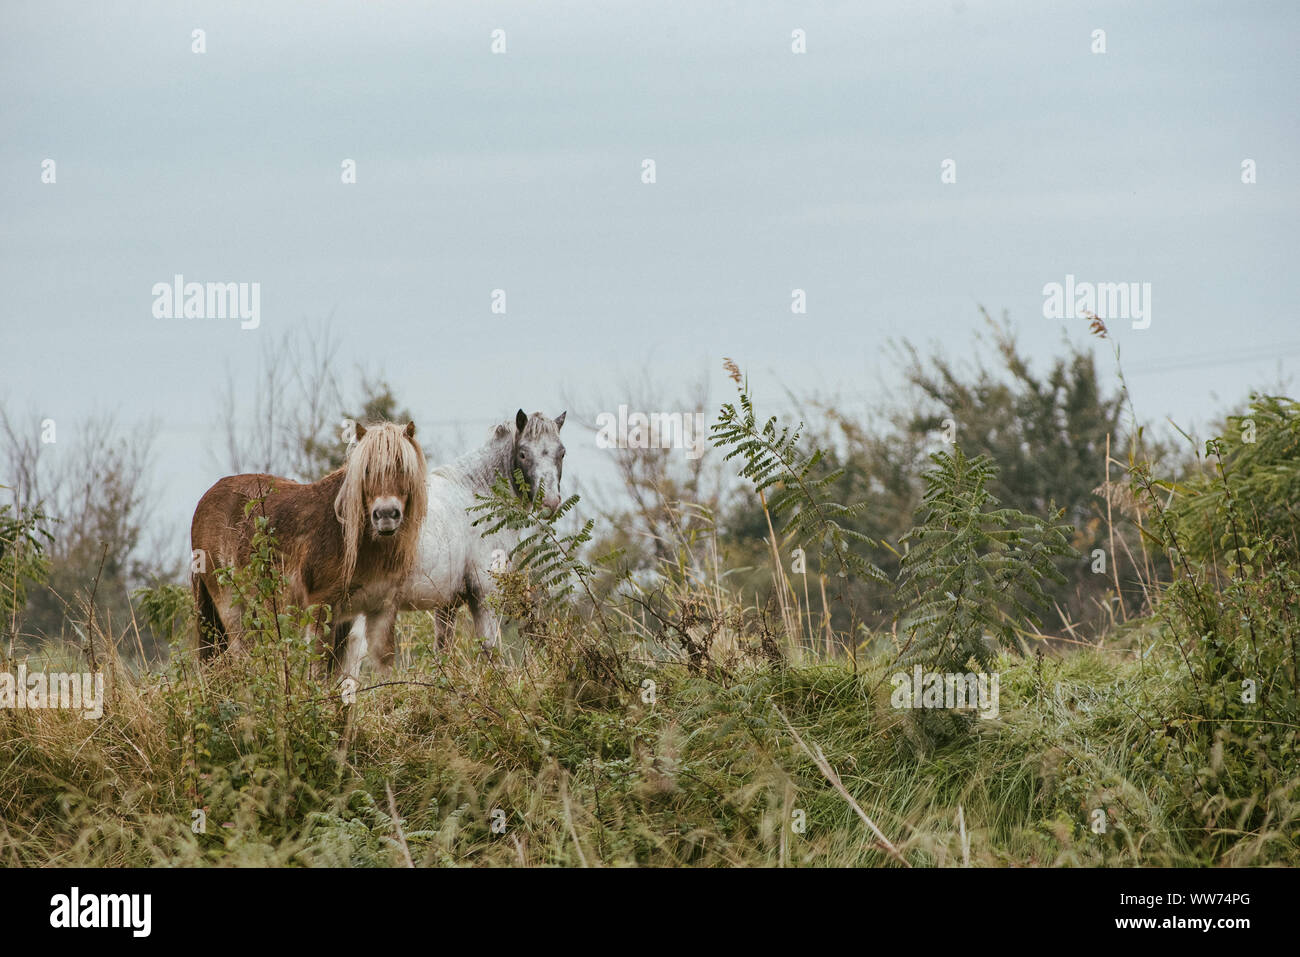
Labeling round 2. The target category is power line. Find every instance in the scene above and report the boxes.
[1125,342,1300,376]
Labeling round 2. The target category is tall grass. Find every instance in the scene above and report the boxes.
[2,370,1297,867]
[2,542,1296,866]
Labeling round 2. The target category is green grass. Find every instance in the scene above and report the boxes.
[2,608,1295,867]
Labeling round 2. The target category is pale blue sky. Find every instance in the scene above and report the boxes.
[2,0,1298,552]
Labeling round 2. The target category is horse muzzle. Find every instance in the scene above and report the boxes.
[371,502,404,536]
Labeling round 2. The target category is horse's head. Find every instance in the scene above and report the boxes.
[335,421,428,582]
[512,409,566,512]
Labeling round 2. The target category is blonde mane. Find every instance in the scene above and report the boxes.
[333,421,428,588]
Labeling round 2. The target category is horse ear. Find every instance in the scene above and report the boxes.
[554,411,566,430]
[516,409,528,433]
[354,422,367,442]
[404,421,416,439]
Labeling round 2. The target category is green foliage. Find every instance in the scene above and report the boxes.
[895,448,1076,749]
[1170,394,1300,570]
[2,413,174,656]
[903,312,1125,527]
[470,475,597,605]
[156,509,347,859]
[900,315,1171,636]
[707,315,1144,640]
[1126,422,1300,861]
[712,376,886,585]
[0,495,53,624]
[898,447,1076,672]
[470,476,630,691]
[131,581,193,648]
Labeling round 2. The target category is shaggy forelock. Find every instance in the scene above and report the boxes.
[522,413,561,441]
[334,422,427,587]
[493,412,562,443]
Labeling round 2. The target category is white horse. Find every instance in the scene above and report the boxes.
[335,409,566,676]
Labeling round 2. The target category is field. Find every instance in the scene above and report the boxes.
[0,609,1295,867]
[3,359,1298,868]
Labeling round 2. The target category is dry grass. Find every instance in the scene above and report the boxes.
[1,590,1295,867]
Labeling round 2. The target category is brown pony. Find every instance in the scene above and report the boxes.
[190,420,427,673]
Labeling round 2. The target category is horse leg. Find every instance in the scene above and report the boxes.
[431,606,458,653]
[467,591,502,651]
[214,593,247,657]
[363,606,399,675]
[306,605,334,680]
[332,615,362,678]
[193,575,227,660]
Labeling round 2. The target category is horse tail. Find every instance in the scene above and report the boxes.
[193,573,226,660]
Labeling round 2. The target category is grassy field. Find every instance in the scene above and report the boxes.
[3,384,1298,868]
[1,602,1295,867]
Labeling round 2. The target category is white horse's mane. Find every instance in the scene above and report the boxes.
[431,414,562,491]
[431,421,513,490]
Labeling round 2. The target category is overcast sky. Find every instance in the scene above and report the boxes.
[2,0,1297,553]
